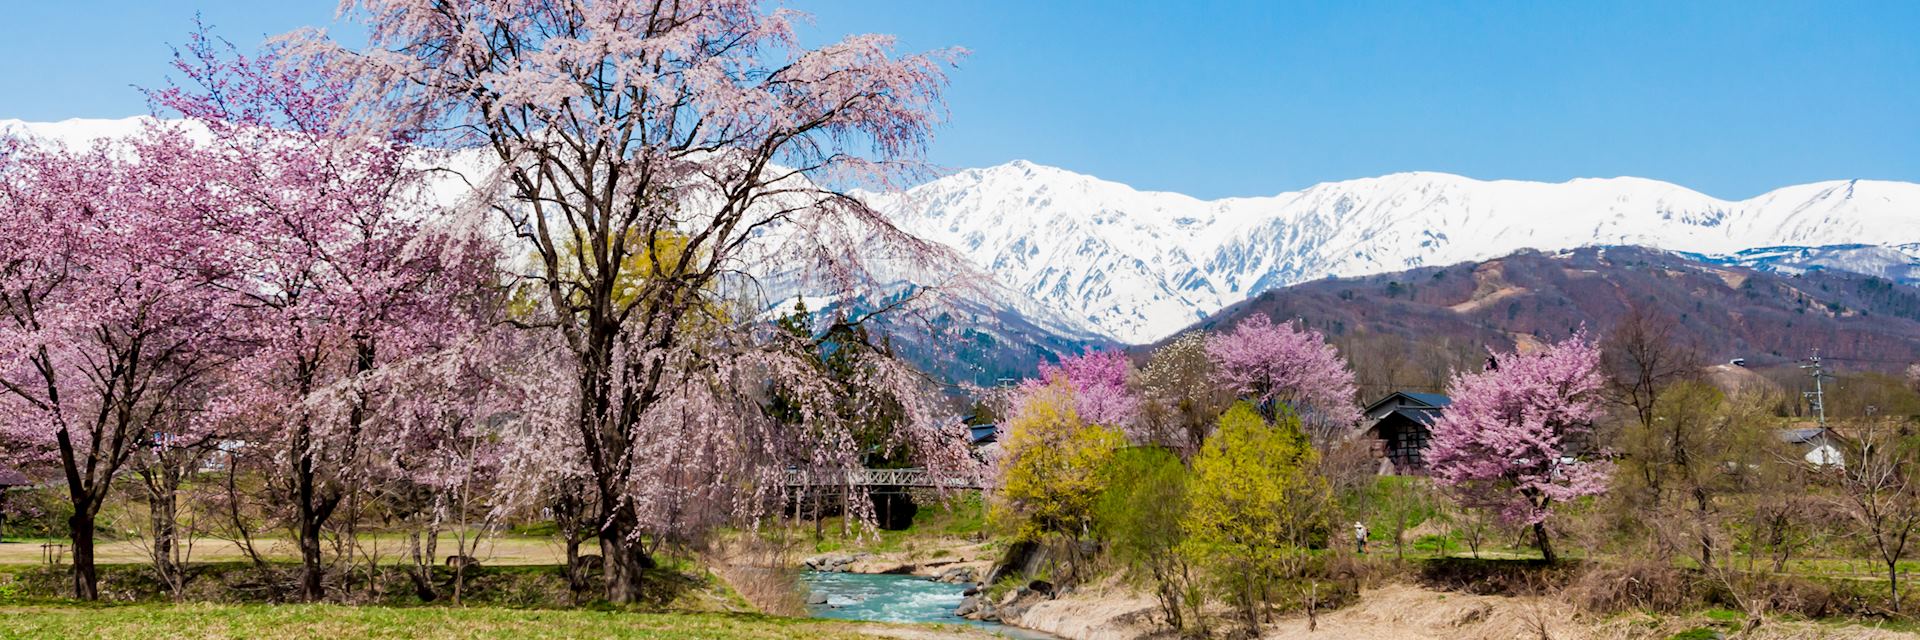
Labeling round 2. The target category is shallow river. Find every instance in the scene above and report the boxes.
[802,571,1057,639]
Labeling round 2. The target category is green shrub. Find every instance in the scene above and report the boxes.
[1094,446,1196,632]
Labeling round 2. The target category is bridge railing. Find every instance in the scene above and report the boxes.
[782,467,988,489]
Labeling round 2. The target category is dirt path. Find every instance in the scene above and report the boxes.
[1260,584,1914,640]
[1008,582,1917,640]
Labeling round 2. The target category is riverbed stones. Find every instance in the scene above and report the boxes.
[954,595,979,617]
[956,591,1006,622]
[935,565,977,584]
[998,589,1044,622]
[806,591,828,605]
[857,560,916,574]
[801,552,870,572]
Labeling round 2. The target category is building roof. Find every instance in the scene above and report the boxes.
[1400,392,1453,408]
[1362,391,1453,416]
[1389,407,1444,426]
[967,424,999,446]
[1776,427,1831,445]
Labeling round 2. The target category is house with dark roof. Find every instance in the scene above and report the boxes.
[1776,425,1845,468]
[1360,391,1451,475]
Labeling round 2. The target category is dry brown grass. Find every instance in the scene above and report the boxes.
[704,537,808,616]
[1566,559,1695,614]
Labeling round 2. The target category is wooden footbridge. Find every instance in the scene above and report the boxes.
[783,467,991,490]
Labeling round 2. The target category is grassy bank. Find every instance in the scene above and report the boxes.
[0,534,571,567]
[0,601,989,639]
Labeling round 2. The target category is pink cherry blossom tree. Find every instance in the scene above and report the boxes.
[147,29,490,601]
[1205,314,1359,440]
[1033,350,1139,431]
[1425,333,1610,564]
[288,0,976,602]
[0,126,234,600]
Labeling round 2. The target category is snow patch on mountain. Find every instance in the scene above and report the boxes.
[1687,243,1920,284]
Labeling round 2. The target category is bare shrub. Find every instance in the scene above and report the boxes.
[1567,561,1693,614]
[705,539,807,616]
[1418,558,1575,596]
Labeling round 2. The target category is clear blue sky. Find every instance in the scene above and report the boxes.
[4,1,1917,199]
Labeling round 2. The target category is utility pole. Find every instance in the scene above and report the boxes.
[1801,350,1832,428]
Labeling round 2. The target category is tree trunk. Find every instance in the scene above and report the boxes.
[1694,487,1713,570]
[1890,561,1902,613]
[298,515,325,601]
[1304,581,1320,632]
[552,489,591,597]
[147,479,181,596]
[293,460,328,601]
[452,560,467,605]
[223,459,267,568]
[600,512,656,603]
[68,508,99,601]
[563,533,585,596]
[1532,521,1557,564]
[289,358,336,602]
[407,530,439,603]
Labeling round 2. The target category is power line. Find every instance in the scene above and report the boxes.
[1801,350,1834,428]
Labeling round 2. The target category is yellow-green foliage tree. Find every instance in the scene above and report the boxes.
[1095,446,1202,634]
[995,380,1125,570]
[1184,402,1333,631]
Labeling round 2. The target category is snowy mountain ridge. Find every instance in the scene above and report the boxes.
[871,161,1920,343]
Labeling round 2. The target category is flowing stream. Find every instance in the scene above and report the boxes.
[802,571,1057,639]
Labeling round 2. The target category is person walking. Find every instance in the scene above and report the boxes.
[1353,522,1369,554]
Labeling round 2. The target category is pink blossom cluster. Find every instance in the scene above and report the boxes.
[1204,314,1359,426]
[1028,350,1139,429]
[0,126,234,472]
[1426,333,1611,525]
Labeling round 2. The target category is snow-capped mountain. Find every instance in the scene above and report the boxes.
[873,162,1920,343]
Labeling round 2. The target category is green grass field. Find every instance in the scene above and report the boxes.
[0,601,991,639]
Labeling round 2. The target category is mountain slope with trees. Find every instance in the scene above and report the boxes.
[1174,246,1920,383]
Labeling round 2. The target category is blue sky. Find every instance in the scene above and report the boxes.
[4,1,1916,199]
